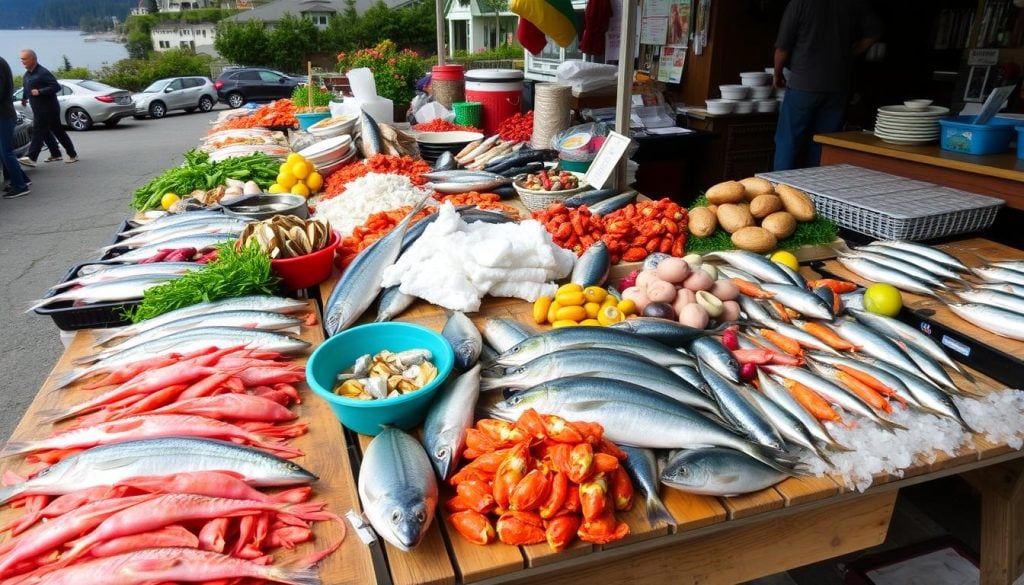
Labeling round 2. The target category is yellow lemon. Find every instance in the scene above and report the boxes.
[616,299,637,316]
[770,250,800,272]
[551,319,580,329]
[556,283,583,296]
[582,286,608,304]
[305,171,324,193]
[160,192,180,210]
[267,183,285,194]
[291,161,310,180]
[286,153,303,165]
[597,306,624,326]
[533,296,552,324]
[554,305,587,322]
[863,283,902,317]
[276,171,297,189]
[289,183,310,197]
[579,318,601,326]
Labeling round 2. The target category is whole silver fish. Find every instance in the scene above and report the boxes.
[757,370,849,452]
[442,311,482,370]
[490,327,696,369]
[359,427,438,551]
[898,339,961,394]
[85,311,303,356]
[661,447,789,496]
[688,337,741,383]
[946,302,1024,341]
[28,275,179,312]
[619,445,675,527]
[482,318,535,353]
[375,285,416,322]
[0,437,317,505]
[764,365,906,432]
[492,377,796,473]
[867,240,970,273]
[717,265,762,283]
[609,317,720,347]
[325,199,429,336]
[774,261,807,288]
[587,191,639,216]
[759,283,834,321]
[980,260,1024,275]
[423,365,480,481]
[420,170,505,182]
[739,383,833,466]
[102,220,247,252]
[972,266,1024,287]
[854,245,964,282]
[867,360,976,432]
[427,177,510,193]
[848,308,974,383]
[359,110,384,158]
[699,361,784,450]
[704,250,792,284]
[121,210,226,236]
[570,241,610,287]
[804,353,921,410]
[669,364,712,396]
[976,282,1024,296]
[94,233,236,264]
[481,348,720,414]
[835,255,938,297]
[55,327,310,390]
[843,251,950,290]
[431,151,456,171]
[954,288,1024,316]
[737,295,773,325]
[92,295,307,346]
[828,319,922,374]
[50,262,201,291]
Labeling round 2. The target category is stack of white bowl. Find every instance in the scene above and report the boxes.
[707,70,778,115]
[296,134,356,176]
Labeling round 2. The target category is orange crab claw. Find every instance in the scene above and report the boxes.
[477,419,527,448]
[514,408,548,443]
[569,420,605,444]
[596,438,628,461]
[465,428,502,455]
[493,442,531,510]
[610,466,634,512]
[592,452,620,474]
[496,511,546,546]
[450,510,495,545]
[509,467,551,512]
[539,471,568,519]
[541,415,584,443]
[563,485,581,514]
[566,442,594,484]
[579,473,609,521]
[445,495,473,513]
[544,513,580,551]
[577,510,630,544]
[457,480,496,514]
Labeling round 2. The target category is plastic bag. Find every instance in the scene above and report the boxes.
[550,122,610,161]
[555,60,618,94]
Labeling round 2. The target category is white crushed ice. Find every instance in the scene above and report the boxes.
[799,388,1024,492]
[312,173,434,237]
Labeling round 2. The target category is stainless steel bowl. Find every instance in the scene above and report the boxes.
[218,194,309,221]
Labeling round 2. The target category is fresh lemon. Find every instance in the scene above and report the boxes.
[277,171,297,189]
[286,153,303,165]
[582,286,607,304]
[160,192,180,210]
[291,161,311,180]
[770,250,800,272]
[597,305,624,326]
[289,183,310,197]
[267,183,285,194]
[863,283,902,317]
[306,171,324,193]
[556,283,583,296]
[616,299,636,316]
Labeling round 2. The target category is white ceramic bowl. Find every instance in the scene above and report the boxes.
[719,85,750,100]
[749,85,774,99]
[307,115,358,138]
[297,135,353,165]
[903,99,934,111]
[740,72,772,87]
[756,99,779,113]
[706,99,736,115]
[734,100,755,114]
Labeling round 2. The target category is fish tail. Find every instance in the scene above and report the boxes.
[25,295,62,313]
[52,367,91,391]
[874,416,908,433]
[91,329,127,346]
[270,564,322,585]
[644,493,676,527]
[0,442,31,460]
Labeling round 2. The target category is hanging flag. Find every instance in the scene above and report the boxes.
[510,0,579,48]
[580,0,612,55]
[517,18,549,55]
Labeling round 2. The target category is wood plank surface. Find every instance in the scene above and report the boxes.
[774,476,842,506]
[521,539,593,568]
[0,301,372,585]
[599,499,672,549]
[661,489,728,532]
[437,510,525,583]
[719,487,785,520]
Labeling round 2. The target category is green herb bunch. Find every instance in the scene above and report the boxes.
[130,150,282,211]
[291,84,335,108]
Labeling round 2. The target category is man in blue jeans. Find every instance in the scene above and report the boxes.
[773,0,881,171]
[0,56,31,199]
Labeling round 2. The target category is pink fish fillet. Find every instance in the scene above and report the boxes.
[9,547,321,585]
[147,394,299,422]
[116,470,310,504]
[88,525,199,558]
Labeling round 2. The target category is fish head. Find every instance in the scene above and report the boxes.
[494,337,544,367]
[381,492,434,551]
[454,344,477,370]
[495,387,548,416]
[429,430,459,481]
[662,454,710,490]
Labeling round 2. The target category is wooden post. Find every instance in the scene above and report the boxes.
[963,460,1024,585]
[307,61,313,109]
[436,0,446,65]
[614,0,638,190]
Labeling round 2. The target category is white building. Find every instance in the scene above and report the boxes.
[224,0,404,29]
[151,21,219,54]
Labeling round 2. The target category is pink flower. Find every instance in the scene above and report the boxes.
[388,58,396,65]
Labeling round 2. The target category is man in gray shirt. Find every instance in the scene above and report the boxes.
[773,0,881,170]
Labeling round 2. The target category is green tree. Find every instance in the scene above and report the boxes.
[267,13,320,72]
[214,20,273,67]
[127,28,153,59]
[477,0,508,48]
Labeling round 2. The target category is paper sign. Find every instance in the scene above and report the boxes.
[666,0,691,47]
[645,0,671,17]
[657,45,685,83]
[640,16,668,45]
[968,48,999,66]
[585,131,635,189]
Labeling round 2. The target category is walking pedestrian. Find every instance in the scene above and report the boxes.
[0,56,31,199]
[772,0,881,171]
[18,48,78,167]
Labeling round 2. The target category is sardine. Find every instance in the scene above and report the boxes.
[717,265,762,284]
[442,311,482,370]
[490,327,696,369]
[325,199,429,335]
[432,150,456,171]
[482,318,536,354]
[828,319,922,374]
[764,365,906,431]
[688,337,741,383]
[374,285,416,323]
[669,364,712,396]
[588,191,639,216]
[481,347,720,414]
[868,360,976,432]
[609,318,722,346]
[759,283,834,320]
[980,260,1024,275]
[945,302,1024,341]
[359,427,438,551]
[492,377,798,473]
[421,170,507,182]
[896,338,962,394]
[102,219,246,252]
[972,266,1024,287]
[620,445,675,527]
[50,262,201,291]
[739,383,833,465]
[867,240,970,273]
[89,311,303,353]
[835,255,938,297]
[736,295,773,325]
[661,447,789,496]
[121,210,226,236]
[427,177,511,193]
[699,361,784,450]
[570,241,610,287]
[28,275,179,312]
[848,308,974,384]
[954,288,1024,316]
[757,370,849,452]
[811,286,837,315]
[854,244,965,281]
[976,282,1024,296]
[843,251,950,290]
[704,250,793,284]
[775,262,807,289]
[359,110,384,158]
[423,365,480,481]
[563,188,623,208]
[804,353,922,410]
[0,437,317,505]
[93,233,236,264]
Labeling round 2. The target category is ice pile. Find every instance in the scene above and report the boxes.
[381,202,575,311]
[800,388,1024,492]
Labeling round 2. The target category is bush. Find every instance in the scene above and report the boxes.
[452,44,523,61]
[336,40,430,105]
[57,67,93,80]
[94,49,213,91]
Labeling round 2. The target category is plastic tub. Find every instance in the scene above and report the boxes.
[1018,127,1024,160]
[295,111,331,131]
[559,158,592,172]
[719,84,750,100]
[270,229,339,290]
[305,322,455,435]
[939,116,1021,155]
[465,69,524,137]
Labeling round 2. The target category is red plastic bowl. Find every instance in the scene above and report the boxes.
[271,229,340,290]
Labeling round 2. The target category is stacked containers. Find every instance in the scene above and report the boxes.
[431,65,465,109]
[465,69,524,136]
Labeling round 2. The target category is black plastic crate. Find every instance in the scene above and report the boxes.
[33,263,140,331]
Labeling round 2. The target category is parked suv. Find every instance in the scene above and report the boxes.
[214,68,302,109]
[132,76,217,119]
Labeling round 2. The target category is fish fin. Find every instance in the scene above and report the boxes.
[72,353,105,366]
[52,368,90,391]
[269,563,322,585]
[874,416,908,433]
[644,493,677,527]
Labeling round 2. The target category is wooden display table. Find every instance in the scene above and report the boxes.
[815,131,1024,211]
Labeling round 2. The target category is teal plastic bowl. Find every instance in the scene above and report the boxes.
[296,111,331,131]
[305,322,454,435]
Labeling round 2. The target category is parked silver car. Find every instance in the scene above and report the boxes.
[132,76,218,119]
[12,79,135,131]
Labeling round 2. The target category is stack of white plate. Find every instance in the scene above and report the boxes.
[297,135,356,175]
[873,105,950,145]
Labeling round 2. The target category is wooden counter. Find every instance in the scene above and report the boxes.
[815,131,1024,211]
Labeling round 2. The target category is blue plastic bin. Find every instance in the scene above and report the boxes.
[1017,127,1024,160]
[939,116,1020,155]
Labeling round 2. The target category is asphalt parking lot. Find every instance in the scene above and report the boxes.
[0,106,230,441]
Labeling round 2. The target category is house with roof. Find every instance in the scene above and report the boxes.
[223,0,403,29]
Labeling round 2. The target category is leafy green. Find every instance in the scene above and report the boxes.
[685,194,838,254]
[291,84,335,108]
[130,151,282,211]
[125,241,281,322]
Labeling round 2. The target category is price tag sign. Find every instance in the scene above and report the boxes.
[584,131,634,189]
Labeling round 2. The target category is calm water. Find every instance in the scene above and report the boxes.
[0,29,128,72]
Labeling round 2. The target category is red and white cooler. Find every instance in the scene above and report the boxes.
[465,69,524,137]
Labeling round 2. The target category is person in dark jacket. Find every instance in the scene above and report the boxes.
[0,56,31,199]
[18,49,78,166]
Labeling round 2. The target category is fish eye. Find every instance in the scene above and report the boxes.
[507,395,521,406]
[511,345,521,354]
[677,465,688,477]
[288,463,301,470]
[416,511,426,522]
[436,447,449,459]
[391,511,402,524]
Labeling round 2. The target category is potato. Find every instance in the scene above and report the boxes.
[705,181,746,205]
[739,177,774,200]
[731,226,778,253]
[716,203,755,234]
[749,194,783,219]
[707,204,718,215]
[776,184,816,221]
[688,207,718,237]
[761,211,797,239]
